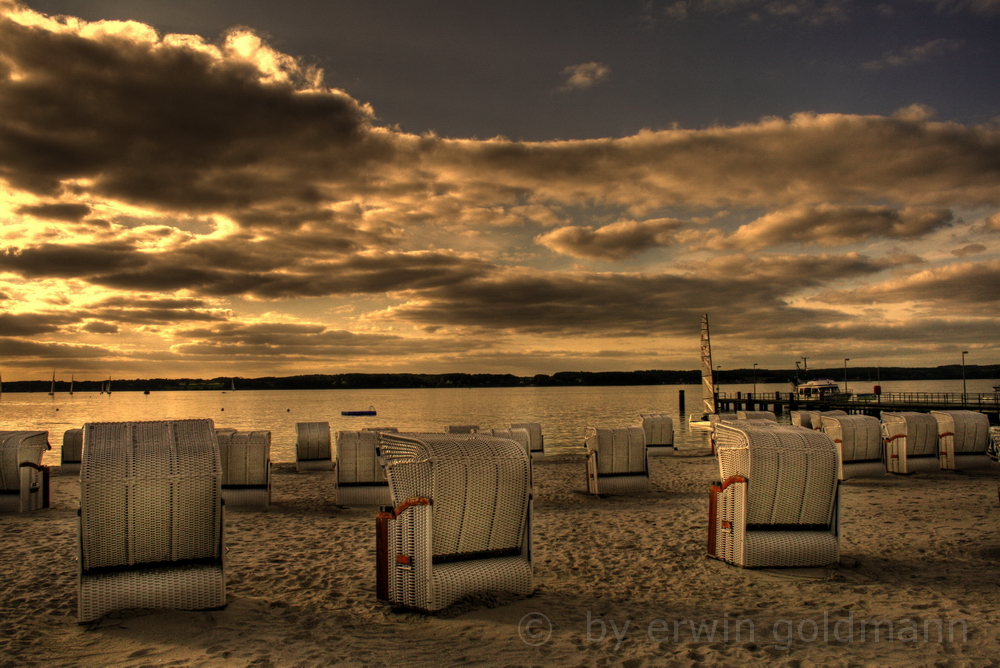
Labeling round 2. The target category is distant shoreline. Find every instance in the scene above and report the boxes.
[3,365,998,393]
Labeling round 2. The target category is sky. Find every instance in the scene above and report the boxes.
[1,0,999,381]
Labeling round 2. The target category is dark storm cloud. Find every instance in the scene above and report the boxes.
[15,201,91,221]
[385,266,847,337]
[0,311,78,335]
[172,322,486,358]
[0,242,142,277]
[820,258,1000,306]
[535,218,684,260]
[0,336,110,358]
[81,320,119,333]
[0,12,390,225]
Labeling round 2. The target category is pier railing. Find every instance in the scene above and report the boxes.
[718,391,1000,411]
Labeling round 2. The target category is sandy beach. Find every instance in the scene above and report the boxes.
[2,451,999,668]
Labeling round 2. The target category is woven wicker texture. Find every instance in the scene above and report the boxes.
[640,414,675,452]
[334,431,390,506]
[444,425,479,434]
[216,430,270,507]
[378,432,532,611]
[0,431,50,513]
[380,433,529,556]
[806,410,847,430]
[712,422,839,568]
[736,411,777,421]
[62,429,83,471]
[820,414,884,480]
[585,426,650,494]
[295,422,332,471]
[881,412,939,473]
[932,410,992,470]
[475,428,531,455]
[77,419,225,622]
[507,422,544,457]
[715,422,838,526]
[790,411,812,429]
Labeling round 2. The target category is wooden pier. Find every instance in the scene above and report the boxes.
[715,391,1000,424]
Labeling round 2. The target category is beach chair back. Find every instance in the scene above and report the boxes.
[640,414,674,446]
[476,428,531,455]
[379,433,530,558]
[932,410,991,470]
[295,422,332,470]
[820,414,883,479]
[807,410,846,430]
[736,411,776,421]
[586,426,646,475]
[445,425,479,434]
[61,428,83,470]
[0,431,49,492]
[881,412,938,473]
[715,421,838,526]
[79,420,222,571]
[336,431,387,484]
[508,422,544,456]
[790,411,812,429]
[217,430,270,486]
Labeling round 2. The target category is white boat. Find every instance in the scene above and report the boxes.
[793,378,851,401]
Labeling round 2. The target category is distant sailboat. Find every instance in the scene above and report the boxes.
[48,370,55,396]
[101,375,112,395]
[69,373,74,396]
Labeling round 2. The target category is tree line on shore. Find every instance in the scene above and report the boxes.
[3,365,998,393]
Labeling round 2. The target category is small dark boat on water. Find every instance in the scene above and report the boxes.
[342,405,376,416]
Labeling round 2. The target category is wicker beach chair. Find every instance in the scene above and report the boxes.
[736,411,777,422]
[61,428,83,475]
[640,414,675,456]
[807,410,847,430]
[445,425,479,434]
[585,426,650,495]
[375,432,533,612]
[708,422,840,568]
[931,410,993,470]
[77,419,225,623]
[790,411,812,429]
[475,428,531,456]
[0,431,50,513]
[335,430,391,506]
[217,430,271,507]
[295,422,334,471]
[819,414,885,480]
[880,412,939,474]
[508,422,545,459]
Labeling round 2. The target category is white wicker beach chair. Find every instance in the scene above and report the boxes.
[295,422,333,471]
[217,430,271,507]
[375,433,532,612]
[820,414,885,480]
[508,422,545,459]
[931,410,993,470]
[640,414,675,456]
[62,428,83,475]
[708,422,840,568]
[807,410,847,430]
[585,426,650,495]
[445,425,479,434]
[475,428,531,456]
[790,411,812,429]
[881,412,940,474]
[335,430,391,506]
[0,431,50,513]
[737,411,777,422]
[77,419,225,623]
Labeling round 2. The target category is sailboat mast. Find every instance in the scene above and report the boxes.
[49,370,55,396]
[701,314,716,416]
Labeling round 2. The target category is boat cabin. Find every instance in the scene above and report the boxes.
[795,379,848,400]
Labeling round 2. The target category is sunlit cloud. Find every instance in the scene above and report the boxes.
[557,62,611,92]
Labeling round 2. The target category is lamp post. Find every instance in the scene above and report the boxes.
[962,350,969,399]
[752,363,758,398]
[844,358,850,394]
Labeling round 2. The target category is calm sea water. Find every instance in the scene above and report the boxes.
[2,378,996,464]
